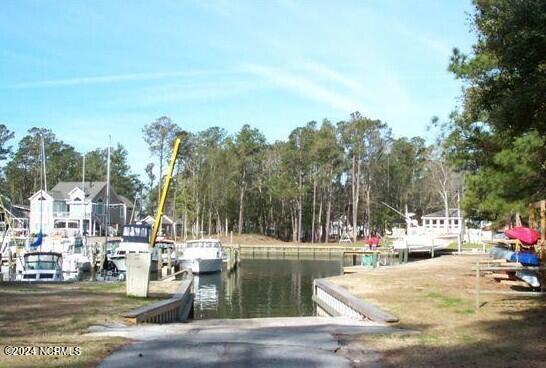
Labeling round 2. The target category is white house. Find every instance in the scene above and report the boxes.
[29,181,132,237]
[422,209,463,233]
[142,215,175,238]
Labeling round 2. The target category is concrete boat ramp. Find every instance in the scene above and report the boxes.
[88,316,402,367]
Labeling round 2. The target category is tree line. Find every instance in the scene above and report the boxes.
[141,114,459,242]
[0,115,459,242]
[0,126,141,204]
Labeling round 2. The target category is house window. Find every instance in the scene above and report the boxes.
[54,221,66,229]
[96,199,104,215]
[53,201,68,215]
[67,221,79,229]
[439,219,444,225]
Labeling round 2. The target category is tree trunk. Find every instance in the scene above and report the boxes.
[443,191,449,232]
[352,155,361,242]
[297,171,303,242]
[158,144,164,207]
[311,177,317,243]
[318,189,323,243]
[208,210,212,236]
[238,169,246,235]
[325,183,332,243]
[366,185,371,236]
[291,206,298,242]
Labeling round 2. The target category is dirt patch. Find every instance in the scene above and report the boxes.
[329,255,546,368]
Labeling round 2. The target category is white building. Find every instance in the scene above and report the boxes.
[421,209,463,233]
[29,181,132,237]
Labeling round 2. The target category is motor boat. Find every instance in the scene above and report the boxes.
[61,236,91,276]
[180,239,224,274]
[110,224,158,272]
[391,229,457,253]
[19,251,63,281]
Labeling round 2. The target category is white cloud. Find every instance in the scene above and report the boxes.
[10,70,225,88]
[242,63,363,113]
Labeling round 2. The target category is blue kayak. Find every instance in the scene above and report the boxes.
[510,252,541,266]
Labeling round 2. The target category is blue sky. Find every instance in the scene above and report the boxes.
[0,0,475,178]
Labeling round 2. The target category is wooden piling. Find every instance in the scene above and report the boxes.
[475,262,480,310]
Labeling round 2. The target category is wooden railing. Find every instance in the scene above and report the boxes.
[122,274,194,324]
[473,261,546,309]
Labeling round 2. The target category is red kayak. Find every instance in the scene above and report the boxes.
[505,227,540,245]
[366,236,381,246]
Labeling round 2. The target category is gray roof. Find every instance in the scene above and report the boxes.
[118,194,133,207]
[423,209,462,218]
[50,181,108,201]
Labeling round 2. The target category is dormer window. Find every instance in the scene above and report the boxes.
[73,197,81,201]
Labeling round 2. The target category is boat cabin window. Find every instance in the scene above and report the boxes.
[122,225,150,243]
[24,254,61,271]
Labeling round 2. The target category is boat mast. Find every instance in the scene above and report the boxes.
[105,136,111,243]
[81,154,86,238]
[39,135,47,252]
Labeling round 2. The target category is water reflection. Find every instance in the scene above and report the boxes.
[192,258,342,319]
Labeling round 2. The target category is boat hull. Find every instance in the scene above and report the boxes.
[180,258,222,274]
[111,256,158,273]
[392,235,457,253]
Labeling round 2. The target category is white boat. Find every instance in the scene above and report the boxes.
[383,204,459,254]
[391,229,457,253]
[110,224,157,272]
[180,239,224,274]
[19,251,63,281]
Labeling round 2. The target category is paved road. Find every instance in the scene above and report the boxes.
[88,317,396,368]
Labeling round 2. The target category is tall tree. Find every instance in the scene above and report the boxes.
[84,143,141,200]
[142,116,182,206]
[0,124,14,164]
[4,127,80,203]
[339,112,389,241]
[144,163,156,213]
[445,0,546,221]
[231,125,266,235]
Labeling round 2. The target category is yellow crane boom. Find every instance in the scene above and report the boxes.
[149,138,181,248]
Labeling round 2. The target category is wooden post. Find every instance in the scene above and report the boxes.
[90,245,96,281]
[475,262,480,310]
[7,250,13,281]
[167,247,172,275]
[457,233,462,255]
[431,238,435,258]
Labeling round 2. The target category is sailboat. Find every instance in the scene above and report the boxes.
[62,154,91,278]
[20,136,64,281]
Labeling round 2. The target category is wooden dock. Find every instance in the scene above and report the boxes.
[223,243,400,258]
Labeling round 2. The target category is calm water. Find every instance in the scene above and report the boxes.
[192,258,343,319]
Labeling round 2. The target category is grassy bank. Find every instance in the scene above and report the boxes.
[329,255,546,368]
[0,281,177,368]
